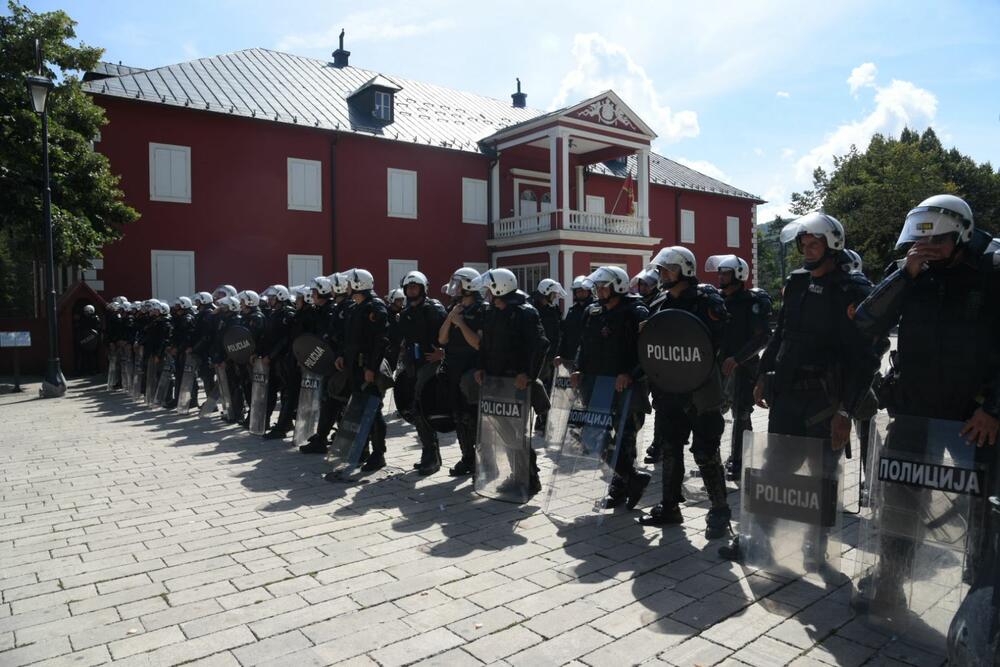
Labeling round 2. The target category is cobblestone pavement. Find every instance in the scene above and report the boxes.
[0,377,945,666]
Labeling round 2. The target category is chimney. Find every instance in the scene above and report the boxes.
[511,78,526,108]
[331,29,350,68]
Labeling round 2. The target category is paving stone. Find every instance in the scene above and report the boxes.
[230,629,313,665]
[368,626,465,666]
[464,625,545,664]
[506,625,611,666]
[445,605,524,641]
[108,625,187,659]
[658,636,734,666]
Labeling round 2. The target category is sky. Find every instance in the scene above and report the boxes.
[11,0,1000,222]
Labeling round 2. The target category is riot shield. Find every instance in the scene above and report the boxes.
[417,364,454,433]
[216,363,235,421]
[292,334,336,376]
[475,376,533,503]
[293,371,322,446]
[144,356,158,405]
[122,345,133,394]
[223,326,255,364]
[542,364,575,454]
[327,392,381,470]
[131,346,145,401]
[106,349,119,391]
[543,375,633,522]
[249,359,269,435]
[176,354,199,415]
[153,354,175,406]
[854,416,991,655]
[738,431,844,577]
[638,309,714,394]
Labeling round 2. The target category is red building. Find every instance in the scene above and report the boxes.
[80,47,762,303]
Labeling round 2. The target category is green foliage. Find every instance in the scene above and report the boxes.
[790,127,1000,280]
[0,0,139,315]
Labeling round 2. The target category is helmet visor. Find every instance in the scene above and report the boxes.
[896,206,966,249]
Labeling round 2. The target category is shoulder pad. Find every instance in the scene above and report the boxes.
[842,272,873,290]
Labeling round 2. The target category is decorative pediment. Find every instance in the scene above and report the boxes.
[565,91,654,138]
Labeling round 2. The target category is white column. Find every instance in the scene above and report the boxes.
[562,249,575,316]
[575,166,584,211]
[637,148,650,236]
[561,131,570,220]
[548,249,558,283]
[490,159,500,223]
[548,131,558,217]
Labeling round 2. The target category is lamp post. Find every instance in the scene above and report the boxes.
[26,68,66,398]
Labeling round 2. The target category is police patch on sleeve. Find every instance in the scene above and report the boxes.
[751,303,760,314]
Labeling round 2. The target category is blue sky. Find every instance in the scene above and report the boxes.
[14,0,1000,221]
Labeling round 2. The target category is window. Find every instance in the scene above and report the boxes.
[462,178,487,224]
[150,250,195,302]
[149,143,191,203]
[388,168,417,219]
[288,254,323,287]
[388,259,419,292]
[680,209,696,243]
[374,91,392,121]
[727,216,740,248]
[287,158,322,212]
[519,189,538,217]
[501,263,548,293]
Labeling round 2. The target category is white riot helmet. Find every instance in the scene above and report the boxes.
[328,273,351,295]
[447,267,481,297]
[571,275,592,291]
[107,301,120,312]
[650,246,697,278]
[896,194,974,248]
[842,249,863,274]
[387,288,405,303]
[173,296,194,310]
[705,254,750,282]
[310,276,333,296]
[587,266,630,296]
[401,270,429,289]
[345,268,375,293]
[263,285,291,302]
[473,268,518,297]
[537,278,568,299]
[212,284,237,302]
[112,295,127,305]
[192,292,214,306]
[218,295,240,312]
[630,269,659,292]
[779,212,845,251]
[237,290,260,308]
[83,304,96,315]
[154,301,170,316]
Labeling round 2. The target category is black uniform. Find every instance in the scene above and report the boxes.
[642,279,732,535]
[167,308,195,408]
[209,310,245,421]
[855,241,1000,604]
[308,296,346,447]
[398,295,448,472]
[574,293,651,507]
[190,305,218,399]
[559,295,594,364]
[342,293,389,467]
[477,290,550,491]
[720,286,772,476]
[441,296,486,474]
[74,310,103,375]
[258,300,297,435]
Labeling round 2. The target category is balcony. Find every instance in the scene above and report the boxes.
[492,209,647,239]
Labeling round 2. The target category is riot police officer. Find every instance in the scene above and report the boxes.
[556,275,594,367]
[209,294,244,422]
[572,266,651,509]
[336,269,389,472]
[474,268,550,495]
[188,290,221,404]
[301,276,340,452]
[75,303,103,376]
[437,267,485,477]
[704,255,772,480]
[146,301,173,386]
[638,246,733,540]
[854,195,999,615]
[258,285,296,437]
[237,290,266,427]
[532,279,565,432]
[397,270,448,476]
[385,288,405,372]
[630,269,660,307]
[164,296,195,409]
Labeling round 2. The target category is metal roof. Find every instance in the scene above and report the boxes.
[82,48,760,201]
[592,154,762,202]
[84,61,148,79]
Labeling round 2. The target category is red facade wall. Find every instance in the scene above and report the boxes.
[95,98,336,298]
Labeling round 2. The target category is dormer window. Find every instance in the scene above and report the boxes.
[374,91,392,121]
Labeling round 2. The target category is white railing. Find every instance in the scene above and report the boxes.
[566,211,644,236]
[493,211,553,238]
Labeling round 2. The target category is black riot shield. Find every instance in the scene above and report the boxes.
[738,431,844,577]
[854,416,992,655]
[144,356,158,405]
[638,309,715,394]
[223,326,255,364]
[176,354,198,415]
[327,392,381,470]
[106,349,119,391]
[153,353,175,406]
[417,364,454,433]
[249,358,269,435]
[216,363,235,421]
[542,364,575,454]
[79,329,100,352]
[475,376,533,503]
[292,334,337,377]
[543,375,633,522]
[293,371,322,446]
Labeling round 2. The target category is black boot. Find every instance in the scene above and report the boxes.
[361,450,386,472]
[637,503,683,526]
[643,442,661,465]
[299,435,328,454]
[417,444,441,476]
[625,472,651,510]
[719,535,742,561]
[264,425,289,440]
[705,507,733,540]
[449,457,474,477]
[700,460,733,539]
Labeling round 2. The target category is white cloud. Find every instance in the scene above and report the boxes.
[754,147,765,156]
[847,62,877,96]
[550,33,699,146]
[277,8,455,51]
[776,90,790,98]
[671,157,728,182]
[781,147,795,159]
[795,77,937,181]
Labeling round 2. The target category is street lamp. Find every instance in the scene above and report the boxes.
[25,70,66,398]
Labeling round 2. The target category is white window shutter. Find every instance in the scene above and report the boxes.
[388,169,417,218]
[727,216,740,248]
[462,178,487,224]
[288,158,321,211]
[681,209,696,243]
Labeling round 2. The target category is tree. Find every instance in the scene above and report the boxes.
[790,128,1000,279]
[0,1,139,315]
